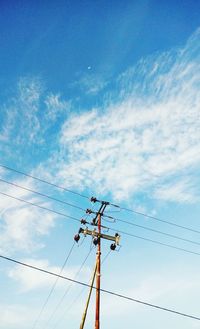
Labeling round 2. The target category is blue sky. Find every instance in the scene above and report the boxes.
[0,1,200,328]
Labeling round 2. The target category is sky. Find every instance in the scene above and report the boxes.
[0,0,200,328]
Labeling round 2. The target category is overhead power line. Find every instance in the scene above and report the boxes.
[1,163,199,236]
[117,207,200,235]
[32,242,76,329]
[0,164,89,199]
[0,178,85,212]
[43,246,95,329]
[1,179,200,248]
[110,228,200,257]
[1,191,200,257]
[1,254,200,322]
[54,248,112,329]
[0,191,81,223]
[110,217,200,247]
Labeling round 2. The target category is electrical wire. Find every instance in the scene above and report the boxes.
[0,164,89,199]
[110,228,200,257]
[0,178,85,212]
[1,191,200,258]
[0,191,81,223]
[1,179,200,248]
[56,247,112,329]
[102,249,112,264]
[117,207,200,234]
[32,241,76,329]
[43,246,95,329]
[109,217,200,247]
[1,163,200,235]
[1,254,199,322]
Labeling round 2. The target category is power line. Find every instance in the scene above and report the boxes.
[110,228,200,257]
[1,191,200,258]
[1,163,199,236]
[0,164,89,199]
[117,207,200,235]
[0,178,85,212]
[1,254,199,322]
[0,191,81,223]
[44,246,95,329]
[54,270,95,329]
[102,249,112,264]
[1,178,199,248]
[32,242,76,329]
[111,217,200,247]
[52,246,113,329]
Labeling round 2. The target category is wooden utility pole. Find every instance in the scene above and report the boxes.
[95,211,101,329]
[74,198,121,329]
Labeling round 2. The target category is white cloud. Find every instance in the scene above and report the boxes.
[0,177,55,254]
[101,270,200,322]
[72,73,108,95]
[153,179,199,203]
[1,30,200,208]
[0,77,42,149]
[7,257,91,292]
[44,29,200,202]
[0,77,71,163]
[44,93,70,121]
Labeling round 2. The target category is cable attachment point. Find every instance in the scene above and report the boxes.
[90,196,110,206]
[81,219,87,225]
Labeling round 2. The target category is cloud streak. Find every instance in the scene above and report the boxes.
[0,177,55,254]
[47,28,200,202]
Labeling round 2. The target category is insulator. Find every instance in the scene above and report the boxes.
[74,234,80,243]
[93,237,100,246]
[81,219,87,225]
[91,197,97,203]
[110,243,116,251]
[86,208,92,214]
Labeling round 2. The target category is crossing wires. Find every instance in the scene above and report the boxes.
[0,163,199,236]
[42,245,95,329]
[1,191,200,257]
[1,177,200,249]
[0,164,89,199]
[0,254,200,322]
[32,242,76,329]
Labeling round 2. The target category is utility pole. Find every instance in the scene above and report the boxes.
[95,203,105,329]
[74,197,120,329]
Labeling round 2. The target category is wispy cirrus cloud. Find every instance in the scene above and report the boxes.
[44,93,70,121]
[153,179,199,203]
[1,29,200,207]
[71,71,108,95]
[0,77,70,163]
[0,177,55,254]
[44,28,200,203]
